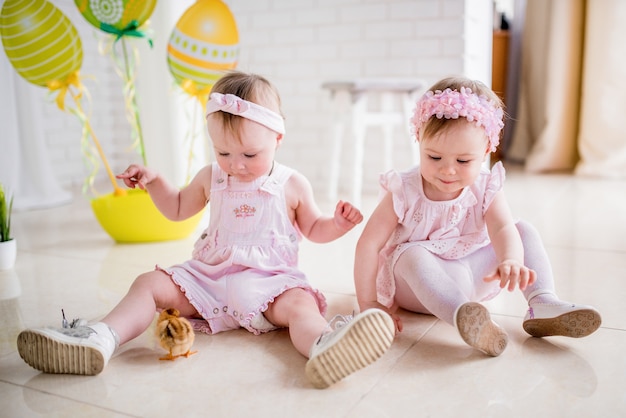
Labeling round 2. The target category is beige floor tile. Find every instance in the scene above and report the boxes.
[1,166,624,417]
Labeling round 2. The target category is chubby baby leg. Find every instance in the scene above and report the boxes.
[265,288,394,389]
[17,269,195,376]
[264,288,328,356]
[102,269,199,345]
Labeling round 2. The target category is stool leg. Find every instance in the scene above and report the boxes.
[351,93,367,207]
[381,92,394,172]
[328,116,344,202]
[403,91,420,165]
[327,92,348,202]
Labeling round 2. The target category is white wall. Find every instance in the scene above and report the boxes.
[13,0,494,200]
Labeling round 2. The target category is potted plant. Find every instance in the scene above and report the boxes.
[0,183,16,270]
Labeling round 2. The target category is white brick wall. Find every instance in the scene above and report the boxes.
[39,0,493,198]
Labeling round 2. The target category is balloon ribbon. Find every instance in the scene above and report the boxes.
[180,80,211,184]
[47,72,126,196]
[100,20,154,48]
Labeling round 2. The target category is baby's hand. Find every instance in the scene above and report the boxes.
[483,259,536,292]
[334,200,363,231]
[116,164,157,190]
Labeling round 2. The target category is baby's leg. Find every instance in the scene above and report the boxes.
[263,288,328,356]
[102,270,198,345]
[394,246,507,356]
[394,245,474,325]
[516,220,601,337]
[265,288,394,389]
[17,269,197,375]
[516,220,557,302]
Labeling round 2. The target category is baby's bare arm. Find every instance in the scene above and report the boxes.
[286,172,363,243]
[117,164,211,221]
[484,191,536,291]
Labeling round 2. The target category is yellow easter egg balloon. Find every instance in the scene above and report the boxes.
[74,0,156,34]
[167,0,239,91]
[0,0,82,87]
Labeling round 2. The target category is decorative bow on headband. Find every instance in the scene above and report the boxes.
[206,93,285,134]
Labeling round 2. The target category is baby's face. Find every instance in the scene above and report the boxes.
[209,117,282,182]
[419,120,490,201]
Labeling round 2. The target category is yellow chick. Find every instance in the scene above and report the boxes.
[156,308,197,361]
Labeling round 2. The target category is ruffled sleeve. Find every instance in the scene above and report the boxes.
[483,161,506,213]
[379,170,408,223]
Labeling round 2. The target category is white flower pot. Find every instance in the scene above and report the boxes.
[0,239,17,270]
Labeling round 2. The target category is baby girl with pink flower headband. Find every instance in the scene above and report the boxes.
[411,77,505,152]
[354,75,601,359]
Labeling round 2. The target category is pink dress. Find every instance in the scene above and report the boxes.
[160,162,327,335]
[376,162,505,307]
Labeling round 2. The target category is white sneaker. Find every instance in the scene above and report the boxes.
[18,315,118,376]
[305,308,395,389]
[523,302,601,338]
[455,302,508,357]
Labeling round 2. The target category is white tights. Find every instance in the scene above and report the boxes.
[393,220,558,325]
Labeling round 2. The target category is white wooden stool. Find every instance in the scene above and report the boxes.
[322,78,425,206]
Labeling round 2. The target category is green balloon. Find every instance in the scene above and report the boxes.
[1,0,83,87]
[74,0,156,34]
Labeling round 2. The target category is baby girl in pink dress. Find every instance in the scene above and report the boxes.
[355,76,601,356]
[18,71,395,389]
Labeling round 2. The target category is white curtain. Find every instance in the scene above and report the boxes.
[575,1,626,177]
[0,52,72,210]
[507,0,626,176]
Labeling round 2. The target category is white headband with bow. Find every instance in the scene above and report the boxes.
[205,92,285,134]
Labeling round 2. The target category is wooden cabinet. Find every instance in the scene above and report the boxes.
[492,30,510,103]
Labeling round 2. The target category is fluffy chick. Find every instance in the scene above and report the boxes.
[156,308,197,361]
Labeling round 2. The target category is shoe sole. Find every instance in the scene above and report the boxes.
[456,302,508,357]
[17,329,104,375]
[523,308,601,338]
[305,310,395,389]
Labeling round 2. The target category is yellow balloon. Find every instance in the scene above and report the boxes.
[0,0,82,87]
[167,0,239,91]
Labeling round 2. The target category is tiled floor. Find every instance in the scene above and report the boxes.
[1,163,625,417]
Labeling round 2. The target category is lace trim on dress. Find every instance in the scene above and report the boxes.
[239,284,328,335]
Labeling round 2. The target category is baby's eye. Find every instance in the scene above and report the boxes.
[244,154,257,158]
[429,155,441,161]
[457,159,470,164]
[218,152,230,157]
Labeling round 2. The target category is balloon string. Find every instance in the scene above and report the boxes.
[180,80,212,185]
[78,114,99,196]
[99,35,147,165]
[120,38,147,165]
[48,72,125,196]
[70,88,125,196]
[182,90,211,185]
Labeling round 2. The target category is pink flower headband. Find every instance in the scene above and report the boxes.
[206,92,285,134]
[411,87,504,152]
